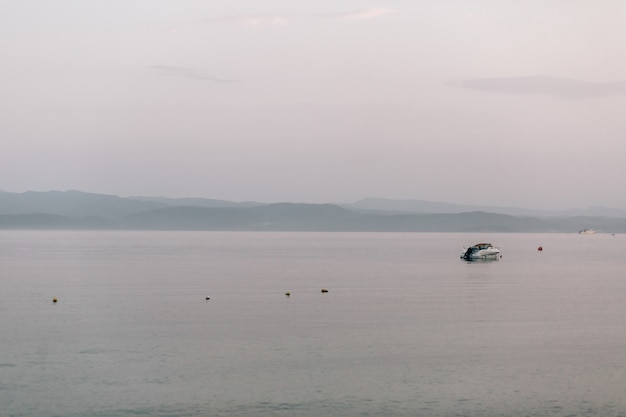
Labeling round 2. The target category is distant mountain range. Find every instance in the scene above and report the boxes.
[1,190,625,232]
[344,197,626,218]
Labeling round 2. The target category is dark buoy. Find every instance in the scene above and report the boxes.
[205,296,210,300]
[321,288,329,293]
[52,297,58,303]
[285,291,291,297]
[538,246,543,251]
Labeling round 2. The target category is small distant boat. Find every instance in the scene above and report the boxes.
[461,243,501,260]
[578,228,596,234]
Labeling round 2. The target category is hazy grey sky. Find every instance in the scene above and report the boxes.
[3,1,626,209]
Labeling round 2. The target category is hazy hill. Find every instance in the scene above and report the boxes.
[120,203,359,231]
[346,197,626,218]
[118,205,626,233]
[345,198,500,215]
[0,213,111,229]
[1,190,626,232]
[0,190,263,218]
[0,190,164,218]
[129,196,261,209]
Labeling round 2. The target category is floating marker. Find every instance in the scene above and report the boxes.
[321,288,329,293]
[205,297,210,300]
[538,246,543,251]
[285,292,291,297]
[52,297,58,303]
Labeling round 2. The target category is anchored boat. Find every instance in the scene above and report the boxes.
[461,243,501,260]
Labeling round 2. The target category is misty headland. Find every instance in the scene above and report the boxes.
[1,190,625,233]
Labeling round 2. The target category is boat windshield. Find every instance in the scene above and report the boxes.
[474,243,492,249]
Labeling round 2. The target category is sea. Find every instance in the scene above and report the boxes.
[2,231,626,417]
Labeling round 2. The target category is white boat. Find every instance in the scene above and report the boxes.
[578,228,596,234]
[461,243,501,260]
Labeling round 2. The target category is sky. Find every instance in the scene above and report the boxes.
[3,0,626,210]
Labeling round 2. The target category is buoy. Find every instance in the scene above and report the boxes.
[285,291,291,297]
[52,297,58,303]
[538,246,543,251]
[205,297,210,300]
[321,288,329,293]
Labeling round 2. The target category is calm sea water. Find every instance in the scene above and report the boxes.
[2,231,626,417]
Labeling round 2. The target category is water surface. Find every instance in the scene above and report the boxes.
[1,231,625,416]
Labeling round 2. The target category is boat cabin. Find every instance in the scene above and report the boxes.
[472,243,493,249]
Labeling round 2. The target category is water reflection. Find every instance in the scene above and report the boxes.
[460,257,500,263]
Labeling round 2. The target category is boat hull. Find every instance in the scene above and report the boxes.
[461,249,500,260]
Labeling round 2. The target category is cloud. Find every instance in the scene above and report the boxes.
[448,76,626,99]
[149,66,236,83]
[209,15,289,29]
[330,8,397,22]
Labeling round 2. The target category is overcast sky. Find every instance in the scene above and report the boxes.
[3,1,626,209]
